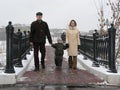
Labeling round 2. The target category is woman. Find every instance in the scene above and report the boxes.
[66,20,80,69]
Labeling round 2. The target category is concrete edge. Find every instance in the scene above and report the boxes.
[0,73,16,84]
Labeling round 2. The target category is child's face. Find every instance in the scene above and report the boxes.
[58,39,63,43]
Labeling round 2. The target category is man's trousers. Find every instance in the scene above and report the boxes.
[33,42,46,69]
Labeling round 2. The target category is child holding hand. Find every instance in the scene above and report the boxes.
[52,38,69,68]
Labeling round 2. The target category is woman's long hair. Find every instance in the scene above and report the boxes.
[69,20,77,27]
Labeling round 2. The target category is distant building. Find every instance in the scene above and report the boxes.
[50,29,66,37]
[0,24,30,41]
[13,24,30,33]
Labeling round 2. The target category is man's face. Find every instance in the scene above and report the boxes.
[36,15,42,20]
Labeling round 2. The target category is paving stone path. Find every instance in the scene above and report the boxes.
[17,46,103,85]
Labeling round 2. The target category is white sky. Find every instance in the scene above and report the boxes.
[0,0,111,32]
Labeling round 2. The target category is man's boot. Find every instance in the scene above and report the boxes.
[72,56,77,69]
[42,64,45,69]
[34,66,39,71]
[68,56,72,69]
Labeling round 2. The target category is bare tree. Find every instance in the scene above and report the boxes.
[93,0,107,34]
[107,0,120,60]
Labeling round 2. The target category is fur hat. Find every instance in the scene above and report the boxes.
[36,12,43,16]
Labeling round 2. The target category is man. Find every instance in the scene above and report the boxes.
[30,12,52,71]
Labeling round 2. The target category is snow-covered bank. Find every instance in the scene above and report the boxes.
[0,41,6,53]
[0,51,33,84]
[0,41,6,71]
[77,54,120,85]
[0,53,6,71]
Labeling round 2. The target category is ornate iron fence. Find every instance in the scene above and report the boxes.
[5,22,31,73]
[79,24,117,73]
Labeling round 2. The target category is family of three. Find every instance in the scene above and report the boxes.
[30,12,80,71]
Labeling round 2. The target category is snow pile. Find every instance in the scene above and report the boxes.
[0,41,6,72]
[0,41,6,53]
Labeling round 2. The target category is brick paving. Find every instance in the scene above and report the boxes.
[17,46,103,85]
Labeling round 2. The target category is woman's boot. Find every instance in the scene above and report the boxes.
[72,56,77,69]
[68,56,72,68]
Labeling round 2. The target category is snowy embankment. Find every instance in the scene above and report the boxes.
[0,51,33,84]
[0,40,33,84]
[0,41,6,71]
[77,54,120,85]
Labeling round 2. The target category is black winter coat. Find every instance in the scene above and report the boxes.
[30,20,52,44]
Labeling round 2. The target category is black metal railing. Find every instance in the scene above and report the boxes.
[5,22,31,73]
[95,34,109,67]
[79,35,94,60]
[79,24,117,73]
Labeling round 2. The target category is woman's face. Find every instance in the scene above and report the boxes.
[70,21,76,27]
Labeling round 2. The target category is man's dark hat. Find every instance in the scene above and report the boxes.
[36,12,43,16]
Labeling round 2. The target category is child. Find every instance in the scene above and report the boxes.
[52,38,69,68]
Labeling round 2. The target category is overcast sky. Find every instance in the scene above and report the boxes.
[0,0,109,32]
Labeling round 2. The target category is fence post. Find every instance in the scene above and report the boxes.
[24,31,27,60]
[5,21,15,73]
[27,31,30,54]
[15,29,23,67]
[29,31,33,51]
[108,24,117,73]
[83,35,87,60]
[92,32,99,67]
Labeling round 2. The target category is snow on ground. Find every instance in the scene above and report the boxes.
[0,41,6,72]
[0,41,6,53]
[0,51,33,75]
[0,53,6,70]
[78,54,120,75]
[26,53,40,71]
[15,51,33,78]
[77,54,120,85]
